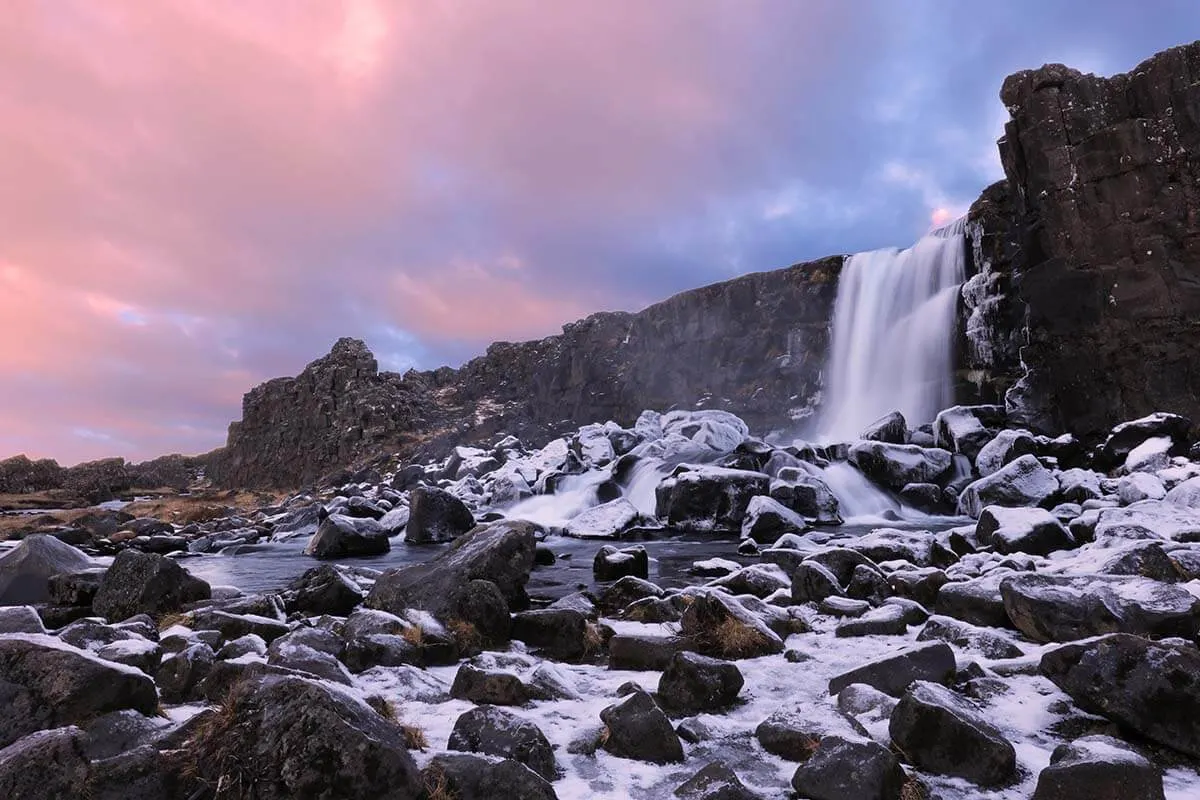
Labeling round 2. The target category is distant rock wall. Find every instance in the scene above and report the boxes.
[209,258,842,488]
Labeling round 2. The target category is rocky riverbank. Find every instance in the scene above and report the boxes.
[1,404,1199,798]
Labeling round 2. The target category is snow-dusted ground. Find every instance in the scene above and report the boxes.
[345,615,1200,799]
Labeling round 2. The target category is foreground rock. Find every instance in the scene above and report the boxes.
[93,549,211,622]
[675,762,761,800]
[448,705,557,782]
[656,652,743,714]
[791,735,907,800]
[405,486,475,544]
[827,641,955,697]
[1040,634,1200,758]
[367,520,535,634]
[304,514,391,559]
[185,675,422,798]
[0,726,92,799]
[0,634,158,747]
[599,689,684,764]
[423,753,557,800]
[957,455,1057,517]
[1032,735,1165,800]
[1000,574,1200,642]
[889,681,1016,787]
[0,535,92,605]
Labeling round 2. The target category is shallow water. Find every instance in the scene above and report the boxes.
[179,517,966,600]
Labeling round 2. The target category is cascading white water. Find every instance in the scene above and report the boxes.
[820,219,967,440]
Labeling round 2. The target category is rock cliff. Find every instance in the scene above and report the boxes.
[209,258,842,488]
[967,41,1200,437]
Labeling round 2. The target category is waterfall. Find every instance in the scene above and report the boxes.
[820,219,967,440]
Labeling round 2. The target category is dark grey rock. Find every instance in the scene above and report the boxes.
[657,652,743,714]
[599,689,684,764]
[448,705,557,782]
[93,550,210,623]
[827,641,955,697]
[889,681,1016,787]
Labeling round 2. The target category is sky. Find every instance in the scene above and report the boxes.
[1,1,1196,465]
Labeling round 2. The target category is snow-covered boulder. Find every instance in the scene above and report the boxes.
[957,455,1059,518]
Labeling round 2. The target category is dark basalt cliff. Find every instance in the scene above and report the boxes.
[967,42,1200,436]
[209,258,841,488]
[213,41,1200,489]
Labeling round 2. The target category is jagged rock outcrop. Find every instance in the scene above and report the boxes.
[965,42,1200,438]
[211,261,842,488]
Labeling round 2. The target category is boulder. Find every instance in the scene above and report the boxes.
[835,604,909,638]
[936,572,1020,628]
[1123,437,1173,474]
[656,652,744,714]
[184,675,422,799]
[916,615,1024,659]
[1122,478,1168,511]
[0,726,92,800]
[189,609,289,643]
[655,466,770,531]
[848,441,952,491]
[157,642,216,703]
[1058,469,1103,504]
[790,735,907,800]
[860,411,907,444]
[607,634,690,671]
[827,641,955,697]
[448,705,557,782]
[564,498,640,539]
[0,634,158,748]
[92,549,210,623]
[368,520,535,621]
[0,535,92,606]
[957,455,1059,518]
[46,568,106,607]
[422,753,557,800]
[1032,735,1165,800]
[593,545,650,582]
[304,514,390,559]
[755,708,866,762]
[510,609,588,661]
[976,506,1074,556]
[405,486,475,544]
[889,681,1016,787]
[0,606,46,635]
[740,496,807,543]
[1094,413,1191,471]
[674,762,762,800]
[599,689,684,764]
[1000,574,1200,642]
[598,575,664,613]
[450,664,530,706]
[282,564,364,616]
[1040,634,1200,757]
[680,591,784,660]
[933,405,1005,459]
[770,474,842,525]
[975,429,1038,477]
[707,564,790,599]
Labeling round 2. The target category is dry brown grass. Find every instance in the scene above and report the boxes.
[181,683,255,798]
[365,695,428,751]
[900,776,928,800]
[446,619,481,653]
[704,617,770,659]
[401,624,425,647]
[597,725,611,749]
[423,767,455,800]
[583,622,606,656]
[158,612,193,632]
[123,489,283,525]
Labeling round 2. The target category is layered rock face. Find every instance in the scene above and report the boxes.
[966,42,1200,437]
[211,260,841,487]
